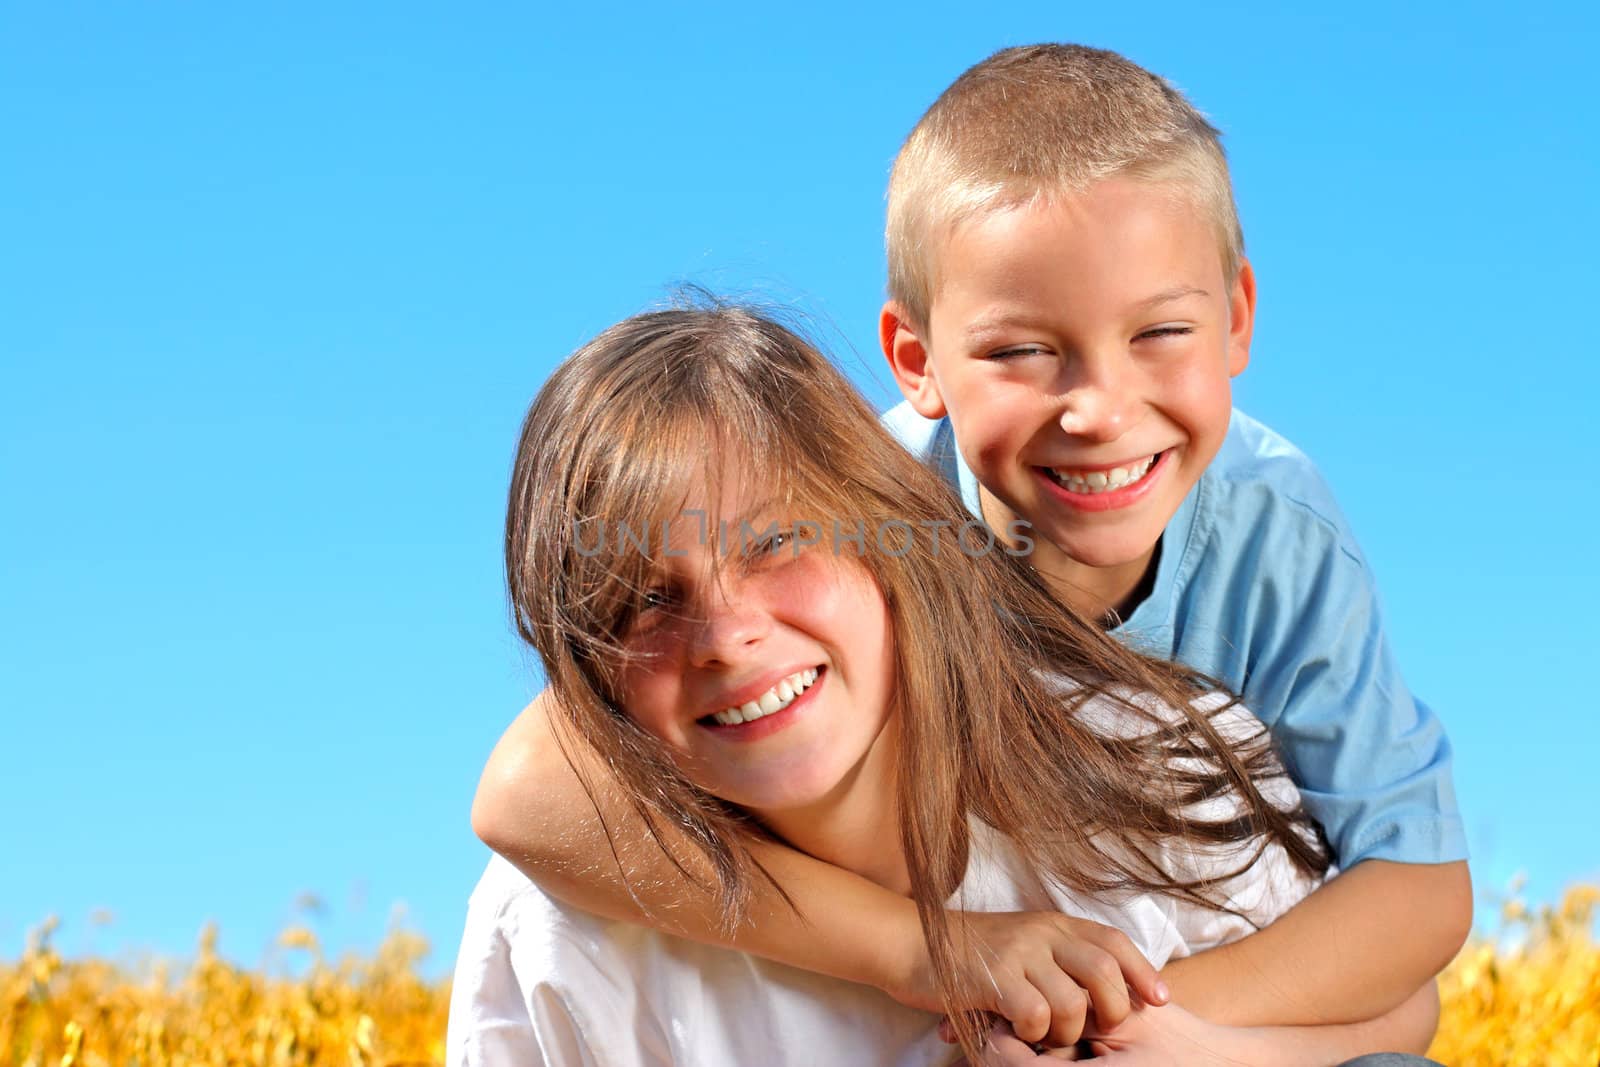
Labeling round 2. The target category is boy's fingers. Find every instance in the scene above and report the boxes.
[1051,943,1131,1029]
[1082,926,1167,1007]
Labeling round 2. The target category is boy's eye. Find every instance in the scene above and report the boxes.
[1136,325,1195,341]
[987,344,1049,360]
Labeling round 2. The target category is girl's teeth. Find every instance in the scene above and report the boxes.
[1048,454,1156,494]
[711,668,819,727]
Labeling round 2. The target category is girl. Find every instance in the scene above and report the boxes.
[448,302,1438,1065]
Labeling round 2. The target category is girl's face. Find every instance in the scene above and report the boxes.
[613,474,898,820]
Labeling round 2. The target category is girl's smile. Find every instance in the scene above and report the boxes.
[699,665,824,738]
[615,482,898,823]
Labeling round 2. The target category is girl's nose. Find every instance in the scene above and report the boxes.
[687,587,773,669]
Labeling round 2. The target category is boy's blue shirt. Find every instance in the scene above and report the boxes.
[881,402,1466,868]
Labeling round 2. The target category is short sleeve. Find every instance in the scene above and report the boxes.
[446,876,673,1067]
[508,930,668,1067]
[1239,512,1467,867]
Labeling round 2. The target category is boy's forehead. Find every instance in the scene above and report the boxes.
[926,179,1230,325]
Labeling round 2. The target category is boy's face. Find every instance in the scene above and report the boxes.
[883,178,1255,597]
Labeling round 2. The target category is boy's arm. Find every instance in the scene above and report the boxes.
[1103,979,1441,1066]
[1225,981,1442,1063]
[471,693,925,993]
[970,982,1441,1065]
[1182,444,1474,1027]
[1161,858,1471,1027]
[474,693,1168,1039]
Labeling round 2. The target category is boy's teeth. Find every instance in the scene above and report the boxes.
[1047,454,1156,494]
[711,668,819,726]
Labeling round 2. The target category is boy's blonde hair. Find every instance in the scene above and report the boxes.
[887,44,1244,328]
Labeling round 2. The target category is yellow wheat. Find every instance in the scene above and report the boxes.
[5,886,1596,1066]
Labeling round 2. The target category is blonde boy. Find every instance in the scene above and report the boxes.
[873,42,1470,1032]
[469,43,1469,1056]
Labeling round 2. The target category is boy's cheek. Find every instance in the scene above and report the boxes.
[1164,360,1237,435]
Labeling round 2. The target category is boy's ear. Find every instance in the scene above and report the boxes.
[879,301,948,419]
[1227,258,1257,378]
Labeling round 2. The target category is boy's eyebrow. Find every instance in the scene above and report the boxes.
[1134,285,1209,312]
[961,287,1212,342]
[961,312,1047,342]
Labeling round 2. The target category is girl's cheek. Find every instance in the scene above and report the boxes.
[621,612,697,663]
[615,675,682,745]
[615,641,687,732]
[778,548,874,602]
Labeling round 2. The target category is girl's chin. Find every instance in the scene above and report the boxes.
[727,789,830,816]
[721,776,843,818]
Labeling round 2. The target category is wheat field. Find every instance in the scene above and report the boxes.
[5,887,1596,1067]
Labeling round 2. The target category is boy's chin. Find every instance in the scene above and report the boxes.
[1036,521,1165,573]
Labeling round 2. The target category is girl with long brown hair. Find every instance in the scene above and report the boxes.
[448,301,1439,1066]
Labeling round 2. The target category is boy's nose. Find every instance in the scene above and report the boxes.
[1057,362,1138,442]
[1059,391,1134,441]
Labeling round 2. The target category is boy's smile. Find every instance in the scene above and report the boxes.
[1036,448,1171,512]
[883,177,1255,618]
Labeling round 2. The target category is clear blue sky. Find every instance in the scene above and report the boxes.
[4,3,1597,975]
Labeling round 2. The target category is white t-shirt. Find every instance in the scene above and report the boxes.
[447,698,1323,1066]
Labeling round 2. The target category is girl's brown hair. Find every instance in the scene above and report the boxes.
[505,299,1327,1059]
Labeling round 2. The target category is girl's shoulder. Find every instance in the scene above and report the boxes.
[1044,675,1270,749]
[450,858,956,1067]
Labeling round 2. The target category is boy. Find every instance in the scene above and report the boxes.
[469,43,1469,1056]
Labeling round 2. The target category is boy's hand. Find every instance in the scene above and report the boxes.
[948,1004,1239,1066]
[945,1018,1086,1064]
[1079,1002,1238,1065]
[890,910,1168,1048]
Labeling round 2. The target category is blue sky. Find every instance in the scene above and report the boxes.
[4,3,1596,975]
